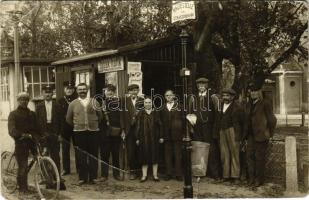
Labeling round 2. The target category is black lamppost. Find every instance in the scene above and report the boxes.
[179,27,193,199]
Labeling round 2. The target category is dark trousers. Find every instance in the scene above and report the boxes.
[164,141,182,177]
[100,137,120,178]
[207,139,222,179]
[46,134,61,173]
[62,123,78,173]
[74,131,99,182]
[127,133,139,174]
[15,141,32,191]
[246,138,269,184]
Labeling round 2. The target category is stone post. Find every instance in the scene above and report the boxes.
[285,136,299,196]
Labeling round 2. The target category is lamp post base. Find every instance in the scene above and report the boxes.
[184,185,193,198]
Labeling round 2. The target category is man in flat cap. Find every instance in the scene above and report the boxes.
[243,85,277,188]
[58,82,78,176]
[8,92,41,195]
[189,77,221,179]
[213,88,243,184]
[36,85,66,190]
[121,84,144,180]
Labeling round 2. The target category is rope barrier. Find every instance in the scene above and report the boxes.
[60,137,141,174]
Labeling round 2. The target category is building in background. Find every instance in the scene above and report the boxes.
[0,57,54,119]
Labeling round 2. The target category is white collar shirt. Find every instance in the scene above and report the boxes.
[166,102,174,111]
[223,102,231,113]
[199,91,207,97]
[45,100,52,123]
[79,97,90,108]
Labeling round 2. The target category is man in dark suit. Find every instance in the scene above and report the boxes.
[160,89,184,181]
[36,85,66,190]
[99,84,122,181]
[58,82,77,175]
[121,84,144,180]
[214,89,243,183]
[243,85,277,188]
[189,77,220,179]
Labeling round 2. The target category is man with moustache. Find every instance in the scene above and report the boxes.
[121,84,144,180]
[58,82,78,175]
[243,84,277,188]
[66,83,103,185]
[160,90,184,181]
[215,89,243,184]
[36,85,66,190]
[8,92,41,195]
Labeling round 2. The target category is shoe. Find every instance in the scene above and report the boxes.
[214,177,223,183]
[153,176,160,182]
[254,181,262,187]
[62,171,70,176]
[247,179,254,187]
[140,176,147,182]
[176,176,183,181]
[18,189,32,195]
[222,178,230,183]
[88,179,97,185]
[130,174,137,180]
[233,179,241,185]
[98,177,108,182]
[114,175,121,181]
[46,184,57,189]
[164,175,172,181]
[60,182,66,190]
[77,180,86,186]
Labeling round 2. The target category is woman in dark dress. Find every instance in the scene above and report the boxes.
[135,97,163,182]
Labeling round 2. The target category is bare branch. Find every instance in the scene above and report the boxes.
[267,21,308,73]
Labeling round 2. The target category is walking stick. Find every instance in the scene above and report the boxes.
[122,137,126,181]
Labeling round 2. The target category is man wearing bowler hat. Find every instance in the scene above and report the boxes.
[214,88,243,183]
[58,81,78,175]
[36,85,66,190]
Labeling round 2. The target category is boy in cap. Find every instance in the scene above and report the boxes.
[8,92,41,194]
[99,84,122,181]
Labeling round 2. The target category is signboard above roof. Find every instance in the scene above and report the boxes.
[171,1,196,23]
[98,56,124,73]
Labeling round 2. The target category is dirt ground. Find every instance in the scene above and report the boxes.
[1,121,308,199]
[2,173,305,199]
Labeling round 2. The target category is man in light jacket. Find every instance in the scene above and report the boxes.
[66,83,103,185]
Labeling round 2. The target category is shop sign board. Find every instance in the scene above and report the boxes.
[98,56,124,73]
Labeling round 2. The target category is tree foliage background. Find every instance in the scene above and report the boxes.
[1,0,308,91]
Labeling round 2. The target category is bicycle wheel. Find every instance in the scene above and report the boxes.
[34,157,60,200]
[1,151,18,193]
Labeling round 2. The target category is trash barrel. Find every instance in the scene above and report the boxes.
[191,141,210,177]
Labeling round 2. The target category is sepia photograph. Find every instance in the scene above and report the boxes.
[0,0,308,199]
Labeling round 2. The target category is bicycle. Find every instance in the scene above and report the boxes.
[1,135,60,200]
